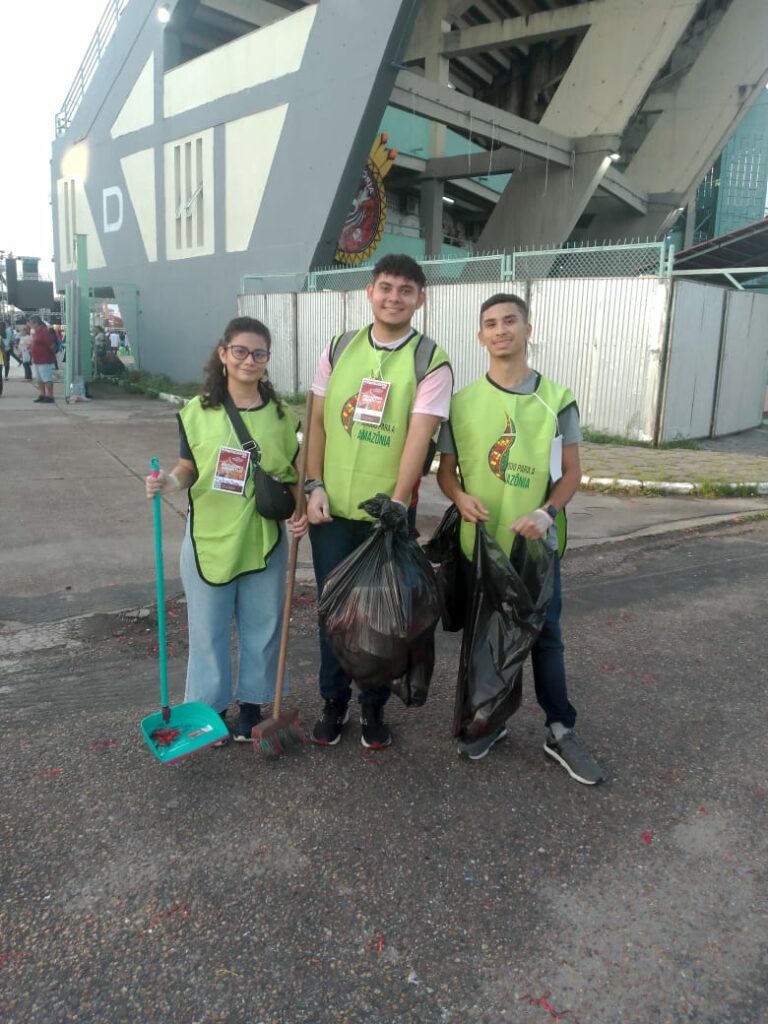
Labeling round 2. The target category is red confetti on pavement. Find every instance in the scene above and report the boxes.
[150,727,182,746]
[699,806,708,814]
[597,662,620,672]
[365,931,386,954]
[35,768,63,779]
[141,902,190,936]
[640,674,658,683]
[88,740,118,750]
[642,830,653,845]
[519,994,578,1022]
[0,953,21,967]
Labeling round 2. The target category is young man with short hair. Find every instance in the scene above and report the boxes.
[306,253,453,749]
[437,293,604,784]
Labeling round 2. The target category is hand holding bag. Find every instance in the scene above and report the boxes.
[223,393,296,521]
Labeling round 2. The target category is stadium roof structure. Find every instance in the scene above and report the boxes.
[673,217,768,288]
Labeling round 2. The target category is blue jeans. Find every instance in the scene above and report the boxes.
[180,525,288,712]
[531,555,577,729]
[309,516,390,707]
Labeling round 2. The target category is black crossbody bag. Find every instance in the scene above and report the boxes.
[223,393,295,521]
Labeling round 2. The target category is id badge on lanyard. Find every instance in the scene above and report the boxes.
[212,446,251,494]
[353,377,391,426]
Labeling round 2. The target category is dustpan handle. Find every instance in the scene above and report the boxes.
[150,457,170,721]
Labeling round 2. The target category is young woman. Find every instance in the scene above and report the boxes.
[145,317,308,742]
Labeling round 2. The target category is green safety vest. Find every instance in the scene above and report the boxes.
[179,396,299,585]
[450,374,576,560]
[323,325,450,521]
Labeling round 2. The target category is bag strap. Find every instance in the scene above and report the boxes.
[329,329,437,384]
[222,392,260,455]
[413,333,437,384]
[328,330,358,369]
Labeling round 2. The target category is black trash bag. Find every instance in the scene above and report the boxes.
[423,503,467,632]
[454,525,555,739]
[318,494,440,705]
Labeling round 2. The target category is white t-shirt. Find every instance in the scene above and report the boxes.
[109,332,120,349]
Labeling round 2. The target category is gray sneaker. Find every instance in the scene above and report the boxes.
[458,725,509,761]
[543,729,604,785]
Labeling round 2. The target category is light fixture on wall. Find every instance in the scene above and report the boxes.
[442,196,455,205]
[609,152,621,163]
[157,3,171,22]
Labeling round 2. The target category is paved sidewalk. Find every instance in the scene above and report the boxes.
[580,426,768,494]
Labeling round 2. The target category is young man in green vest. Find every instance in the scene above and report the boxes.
[305,254,453,749]
[437,293,604,784]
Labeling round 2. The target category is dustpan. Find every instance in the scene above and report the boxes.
[141,458,228,763]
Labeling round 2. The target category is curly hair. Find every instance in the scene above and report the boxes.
[200,316,284,417]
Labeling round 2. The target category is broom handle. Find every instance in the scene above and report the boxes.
[273,391,314,719]
[150,458,170,722]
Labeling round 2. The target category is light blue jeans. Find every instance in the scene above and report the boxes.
[180,524,288,712]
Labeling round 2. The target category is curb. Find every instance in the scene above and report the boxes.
[580,476,768,497]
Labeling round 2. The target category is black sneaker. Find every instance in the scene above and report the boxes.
[213,709,230,747]
[360,702,391,749]
[311,699,350,746]
[457,725,509,760]
[543,728,604,785]
[232,702,263,742]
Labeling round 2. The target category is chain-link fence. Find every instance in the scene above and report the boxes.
[305,253,507,291]
[510,241,668,280]
[239,241,671,294]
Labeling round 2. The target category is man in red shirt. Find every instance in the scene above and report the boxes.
[28,315,56,404]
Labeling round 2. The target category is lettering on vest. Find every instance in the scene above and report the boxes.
[356,427,391,447]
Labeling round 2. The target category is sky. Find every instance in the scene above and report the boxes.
[2,0,109,282]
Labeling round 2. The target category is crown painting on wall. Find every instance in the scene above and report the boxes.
[335,133,397,266]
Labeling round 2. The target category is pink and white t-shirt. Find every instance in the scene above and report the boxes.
[311,328,452,419]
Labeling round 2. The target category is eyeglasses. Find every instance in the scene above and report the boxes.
[227,345,269,363]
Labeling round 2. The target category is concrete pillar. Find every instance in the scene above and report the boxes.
[420,177,444,257]
[478,148,614,250]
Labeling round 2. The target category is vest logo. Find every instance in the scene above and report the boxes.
[488,415,516,479]
[488,414,533,489]
[341,393,358,435]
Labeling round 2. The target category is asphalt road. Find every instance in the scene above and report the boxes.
[1,519,767,1024]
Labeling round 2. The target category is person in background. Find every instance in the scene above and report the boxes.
[28,315,57,404]
[145,316,308,744]
[2,321,21,378]
[18,325,33,380]
[437,292,604,784]
[305,253,453,749]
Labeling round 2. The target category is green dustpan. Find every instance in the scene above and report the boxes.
[141,458,229,764]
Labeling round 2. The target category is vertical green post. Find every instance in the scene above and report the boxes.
[64,282,75,400]
[75,234,90,384]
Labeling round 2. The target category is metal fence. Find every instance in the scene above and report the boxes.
[238,274,768,441]
[240,241,670,295]
[511,241,668,280]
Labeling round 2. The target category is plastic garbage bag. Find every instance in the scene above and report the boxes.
[423,503,467,632]
[454,525,555,739]
[318,494,440,706]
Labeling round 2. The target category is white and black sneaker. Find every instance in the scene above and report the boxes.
[543,728,604,785]
[458,725,509,761]
[311,699,350,746]
[360,702,392,749]
[232,702,263,742]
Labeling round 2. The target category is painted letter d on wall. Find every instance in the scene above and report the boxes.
[103,186,124,233]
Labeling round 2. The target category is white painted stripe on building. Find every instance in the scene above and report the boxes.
[163,6,317,118]
[225,104,289,253]
[121,148,158,262]
[111,53,155,139]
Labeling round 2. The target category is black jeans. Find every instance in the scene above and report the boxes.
[309,515,390,707]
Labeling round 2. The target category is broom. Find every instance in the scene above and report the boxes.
[252,392,314,756]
